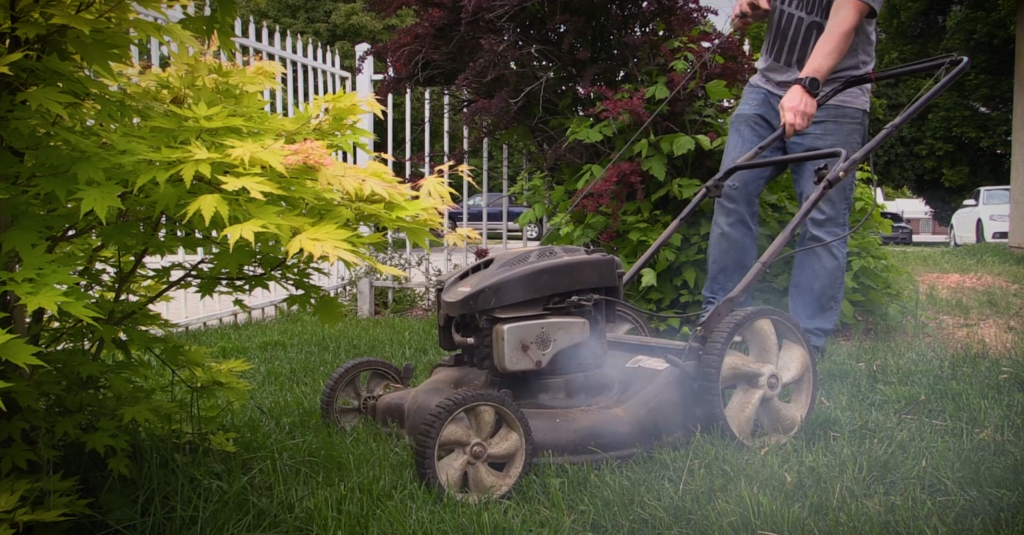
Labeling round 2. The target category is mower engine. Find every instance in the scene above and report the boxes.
[435,245,626,377]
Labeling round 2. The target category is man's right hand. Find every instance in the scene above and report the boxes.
[731,0,771,32]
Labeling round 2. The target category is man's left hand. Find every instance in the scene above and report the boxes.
[778,85,818,139]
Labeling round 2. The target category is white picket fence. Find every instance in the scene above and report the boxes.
[132,2,544,328]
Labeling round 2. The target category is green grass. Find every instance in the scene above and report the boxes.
[885,244,1024,347]
[889,243,1024,285]
[87,247,1024,535]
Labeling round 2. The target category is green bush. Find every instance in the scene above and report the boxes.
[0,1,467,531]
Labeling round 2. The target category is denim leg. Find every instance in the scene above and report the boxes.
[785,105,869,351]
[702,87,787,312]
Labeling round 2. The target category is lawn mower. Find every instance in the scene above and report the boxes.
[319,54,970,502]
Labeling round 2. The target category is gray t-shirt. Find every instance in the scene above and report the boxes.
[748,0,884,111]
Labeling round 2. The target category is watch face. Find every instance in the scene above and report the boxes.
[799,77,820,95]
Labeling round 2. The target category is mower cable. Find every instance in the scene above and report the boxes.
[771,153,880,265]
[591,295,704,320]
[770,63,947,265]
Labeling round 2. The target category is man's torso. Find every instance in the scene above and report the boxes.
[749,0,884,111]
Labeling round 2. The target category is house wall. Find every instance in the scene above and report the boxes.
[907,217,949,236]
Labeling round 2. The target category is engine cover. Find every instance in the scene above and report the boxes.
[492,317,591,373]
[438,246,623,316]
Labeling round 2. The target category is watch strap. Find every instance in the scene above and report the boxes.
[794,76,821,97]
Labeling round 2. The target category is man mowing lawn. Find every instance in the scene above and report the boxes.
[701,0,883,359]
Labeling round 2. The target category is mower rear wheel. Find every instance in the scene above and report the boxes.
[414,390,534,502]
[607,306,653,337]
[320,357,403,430]
[696,307,817,447]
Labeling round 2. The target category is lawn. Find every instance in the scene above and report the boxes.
[888,244,1024,353]
[90,245,1024,535]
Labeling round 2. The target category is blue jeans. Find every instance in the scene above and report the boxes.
[701,85,868,352]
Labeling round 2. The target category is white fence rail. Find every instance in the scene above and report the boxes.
[133,2,546,328]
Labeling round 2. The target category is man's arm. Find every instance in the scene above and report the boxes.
[778,0,876,139]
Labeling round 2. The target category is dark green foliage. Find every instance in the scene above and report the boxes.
[237,0,415,71]
[871,0,1015,224]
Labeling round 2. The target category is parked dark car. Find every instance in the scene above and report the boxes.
[879,211,913,245]
[446,193,543,240]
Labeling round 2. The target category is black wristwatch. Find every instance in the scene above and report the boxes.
[794,76,822,98]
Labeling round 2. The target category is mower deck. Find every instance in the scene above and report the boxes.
[374,335,701,463]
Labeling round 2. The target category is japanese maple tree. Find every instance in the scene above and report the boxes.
[0,0,471,530]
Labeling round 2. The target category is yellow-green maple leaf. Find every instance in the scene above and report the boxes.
[443,227,482,248]
[222,139,265,168]
[222,219,271,250]
[0,331,47,371]
[285,224,356,260]
[218,174,280,200]
[72,181,124,223]
[19,286,66,314]
[283,225,405,276]
[182,194,230,226]
[187,139,219,161]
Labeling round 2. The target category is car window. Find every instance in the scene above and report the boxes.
[881,212,904,223]
[983,189,1010,205]
[465,195,483,207]
[969,189,981,203]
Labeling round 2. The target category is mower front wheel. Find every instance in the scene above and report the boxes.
[414,390,535,502]
[696,306,818,447]
[320,357,403,430]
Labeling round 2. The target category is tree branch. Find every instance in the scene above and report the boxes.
[112,247,150,304]
[110,255,207,327]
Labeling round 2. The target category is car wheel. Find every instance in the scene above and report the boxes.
[523,222,542,241]
[976,220,985,244]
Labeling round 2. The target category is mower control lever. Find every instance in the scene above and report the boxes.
[813,163,830,185]
[624,148,847,286]
[623,55,969,292]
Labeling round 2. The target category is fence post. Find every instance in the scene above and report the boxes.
[357,276,374,318]
[354,42,374,165]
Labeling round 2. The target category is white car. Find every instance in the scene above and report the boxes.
[949,186,1011,246]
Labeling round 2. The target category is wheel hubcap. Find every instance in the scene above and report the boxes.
[433,403,527,502]
[468,442,488,462]
[359,393,379,414]
[333,369,397,428]
[718,316,815,445]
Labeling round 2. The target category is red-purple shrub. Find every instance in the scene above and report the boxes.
[365,0,751,169]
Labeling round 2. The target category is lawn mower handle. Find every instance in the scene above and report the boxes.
[694,54,971,334]
[620,54,969,326]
